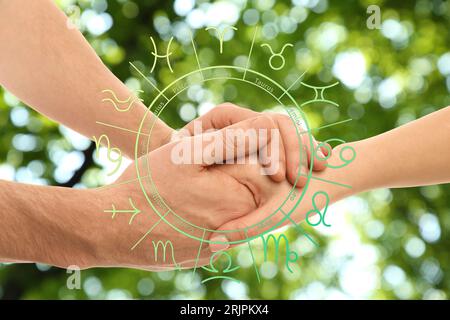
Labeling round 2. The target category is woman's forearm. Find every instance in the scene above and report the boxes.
[0,0,173,157]
[350,106,450,190]
[293,106,450,220]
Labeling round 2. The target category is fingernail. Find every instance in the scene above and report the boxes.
[300,165,308,176]
[209,235,230,252]
[316,148,325,160]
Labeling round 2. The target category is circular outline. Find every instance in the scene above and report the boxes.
[135,65,315,245]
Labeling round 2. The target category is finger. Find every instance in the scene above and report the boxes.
[297,135,309,188]
[320,142,332,156]
[259,128,286,182]
[305,135,328,172]
[183,103,259,135]
[195,115,278,166]
[274,115,307,186]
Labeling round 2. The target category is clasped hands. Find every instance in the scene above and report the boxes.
[93,103,331,271]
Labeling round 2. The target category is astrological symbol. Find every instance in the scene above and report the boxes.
[104,197,141,224]
[317,138,356,169]
[300,81,339,107]
[306,191,331,227]
[150,36,174,73]
[92,134,122,176]
[261,234,299,273]
[65,5,81,30]
[101,89,144,112]
[205,26,238,54]
[260,43,293,70]
[201,250,240,283]
[152,240,181,270]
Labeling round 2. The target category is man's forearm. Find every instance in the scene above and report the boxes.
[0,0,173,157]
[0,178,174,270]
[0,180,103,268]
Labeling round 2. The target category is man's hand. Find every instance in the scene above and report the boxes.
[181,103,330,187]
[91,114,282,269]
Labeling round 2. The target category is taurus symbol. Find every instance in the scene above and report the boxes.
[150,36,174,73]
[261,43,294,70]
[205,26,238,54]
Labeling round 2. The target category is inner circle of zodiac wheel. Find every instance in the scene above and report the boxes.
[131,28,323,248]
[135,64,315,246]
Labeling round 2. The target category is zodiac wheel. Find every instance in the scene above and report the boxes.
[135,64,316,246]
[98,24,353,278]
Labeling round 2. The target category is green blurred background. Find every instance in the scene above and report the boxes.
[0,0,449,299]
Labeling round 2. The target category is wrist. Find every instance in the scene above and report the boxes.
[82,186,163,269]
[313,140,374,203]
[137,121,174,156]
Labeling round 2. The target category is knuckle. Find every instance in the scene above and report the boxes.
[216,102,238,113]
[297,174,308,187]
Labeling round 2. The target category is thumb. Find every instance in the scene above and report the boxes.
[183,103,259,135]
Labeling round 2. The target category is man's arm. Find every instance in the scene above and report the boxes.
[0,115,282,269]
[0,0,173,157]
[0,180,101,267]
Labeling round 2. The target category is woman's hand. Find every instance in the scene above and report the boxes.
[181,103,330,187]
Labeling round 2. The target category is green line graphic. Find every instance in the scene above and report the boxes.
[242,26,258,80]
[261,233,299,273]
[205,26,237,54]
[96,121,150,137]
[131,210,169,250]
[152,240,181,270]
[245,229,261,283]
[201,251,240,284]
[300,81,339,107]
[129,62,169,100]
[104,198,141,224]
[280,209,319,247]
[192,229,207,279]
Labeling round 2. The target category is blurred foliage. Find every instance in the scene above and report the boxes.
[0,0,449,299]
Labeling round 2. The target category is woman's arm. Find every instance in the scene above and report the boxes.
[210,106,450,244]
[0,0,173,158]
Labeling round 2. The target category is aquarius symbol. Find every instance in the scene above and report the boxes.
[101,89,143,112]
[201,251,240,283]
[93,134,122,176]
[205,26,238,54]
[306,191,331,227]
[260,43,293,70]
[152,240,181,270]
[104,197,141,224]
[300,82,339,107]
[150,36,174,73]
[261,234,299,273]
